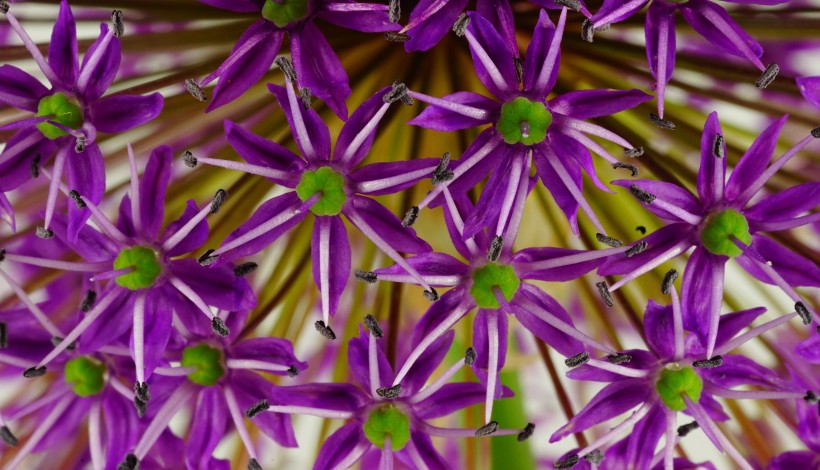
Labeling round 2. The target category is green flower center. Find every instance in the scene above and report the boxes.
[64,356,107,397]
[699,209,751,258]
[496,97,551,146]
[262,0,310,28]
[655,366,703,411]
[36,92,84,140]
[113,246,162,290]
[295,166,347,216]
[470,263,520,310]
[181,343,225,387]
[363,406,411,451]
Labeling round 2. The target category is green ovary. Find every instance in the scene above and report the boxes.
[295,167,347,216]
[181,344,225,387]
[363,406,411,451]
[655,366,703,411]
[699,209,751,258]
[36,93,84,140]
[262,0,309,28]
[496,97,551,146]
[64,356,107,397]
[470,263,520,310]
[114,246,162,290]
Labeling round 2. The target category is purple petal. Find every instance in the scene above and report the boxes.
[345,195,432,254]
[403,0,470,52]
[0,129,55,192]
[623,405,666,470]
[513,285,584,357]
[0,65,49,112]
[413,382,494,419]
[797,76,820,108]
[78,288,134,354]
[185,388,228,469]
[700,354,787,389]
[523,10,557,97]
[47,213,117,262]
[224,119,306,187]
[567,349,660,382]
[725,115,788,203]
[0,193,14,232]
[66,143,105,243]
[795,335,820,363]
[348,326,394,393]
[231,337,308,373]
[549,89,652,120]
[643,300,675,359]
[472,309,507,398]
[198,0,263,12]
[598,223,694,276]
[736,235,820,287]
[268,84,332,163]
[679,1,763,63]
[407,91,498,132]
[443,191,485,259]
[611,179,703,224]
[230,371,298,447]
[89,93,164,133]
[102,391,141,465]
[80,24,121,102]
[685,307,766,355]
[270,383,371,413]
[408,432,449,469]
[720,0,788,3]
[461,153,514,239]
[475,0,518,58]
[465,12,518,99]
[768,452,820,470]
[533,142,581,233]
[333,87,391,168]
[49,1,79,87]
[349,158,441,196]
[316,2,400,32]
[797,394,820,451]
[680,246,725,343]
[138,145,173,240]
[696,111,726,206]
[33,396,90,452]
[402,330,455,395]
[168,258,257,311]
[514,247,605,282]
[373,252,470,286]
[412,288,469,346]
[552,131,612,193]
[645,2,676,86]
[291,22,350,119]
[161,284,212,338]
[746,182,820,227]
[132,292,172,379]
[312,216,350,319]
[161,199,209,257]
[314,423,369,470]
[592,0,648,25]
[207,20,281,112]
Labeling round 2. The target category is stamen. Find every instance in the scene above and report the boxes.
[117,453,139,470]
[314,320,336,340]
[248,459,262,470]
[298,86,312,109]
[649,113,676,130]
[210,189,229,214]
[50,337,77,350]
[555,454,580,469]
[74,135,86,153]
[0,2,8,14]
[134,398,147,418]
[514,58,523,84]
[565,352,590,368]
[23,366,47,378]
[625,241,648,257]
[812,127,820,139]
[245,399,270,419]
[555,0,581,11]
[384,81,411,105]
[364,314,383,338]
[36,226,54,239]
[584,450,604,464]
[517,423,535,442]
[487,236,503,261]
[606,353,632,365]
[185,79,207,102]
[692,356,722,368]
[354,269,378,283]
[376,384,402,399]
[475,421,498,436]
[804,391,819,404]
[233,262,258,277]
[197,249,217,266]
[796,302,811,325]
[402,206,419,227]
[30,154,40,178]
[389,0,400,23]
[612,162,638,177]
[661,269,678,295]
[134,382,150,402]
[275,57,297,83]
[677,421,699,437]
[596,282,613,307]
[629,185,656,205]
[1,425,18,446]
[713,135,725,159]
[453,14,469,37]
[636,225,646,234]
[211,317,230,337]
[755,64,779,89]
[581,20,594,42]
[431,152,454,185]
[0,322,5,348]
[423,288,439,301]
[465,347,477,365]
[182,150,198,168]
[112,10,124,37]
[68,190,86,209]
[624,147,644,157]
[385,32,410,42]
[596,233,623,248]
[287,365,299,377]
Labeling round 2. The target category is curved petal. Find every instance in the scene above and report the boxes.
[230,371,297,447]
[291,22,350,119]
[316,1,400,32]
[645,2,676,85]
[0,193,14,232]
[348,327,393,393]
[471,309,507,397]
[797,76,820,108]
[591,0,648,26]
[185,388,228,470]
[643,300,675,359]
[312,216,350,319]
[413,382,492,419]
[49,1,79,87]
[725,115,788,203]
[680,246,725,343]
[224,119,305,187]
[736,235,820,287]
[745,182,820,226]
[611,179,702,224]
[523,9,561,97]
[268,83,332,163]
[66,143,105,243]
[168,258,257,311]
[679,0,763,63]
[231,337,308,372]
[161,199,210,257]
[412,287,469,346]
[314,423,370,470]
[567,349,659,382]
[132,292,173,379]
[78,288,134,354]
[0,65,49,112]
[407,91,498,132]
[623,405,667,470]
[407,431,449,469]
[373,251,469,286]
[403,0,470,52]
[102,390,141,465]
[685,306,766,355]
[402,330,455,395]
[349,158,441,196]
[514,246,605,282]
[89,93,164,133]
[552,130,612,194]
[696,112,726,206]
[345,195,432,254]
[533,142,582,233]
[598,223,694,276]
[461,152,514,239]
[333,86,391,168]
[700,354,788,389]
[548,89,652,120]
[476,0,517,58]
[79,24,121,102]
[199,0,263,12]
[138,145,173,240]
[464,11,518,99]
[768,452,820,470]
[0,129,55,192]
[514,284,584,357]
[269,383,371,413]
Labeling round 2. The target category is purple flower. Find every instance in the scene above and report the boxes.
[599,112,820,358]
[193,0,400,118]
[797,76,820,108]
[249,316,530,470]
[191,64,439,333]
[0,1,163,237]
[406,9,650,234]
[587,0,784,119]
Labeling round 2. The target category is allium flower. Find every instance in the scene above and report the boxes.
[191,62,439,333]
[0,1,163,236]
[192,0,400,118]
[586,0,783,119]
[406,9,650,234]
[599,112,820,358]
[247,316,530,470]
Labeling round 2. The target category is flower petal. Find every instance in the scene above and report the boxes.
[514,247,605,282]
[373,252,470,286]
[231,337,308,372]
[291,22,351,119]
[623,405,667,470]
[185,388,228,470]
[413,382,496,419]
[552,131,612,194]
[680,246,725,343]
[0,193,14,232]
[224,119,306,187]
[312,216,350,319]
[316,1,400,32]
[138,145,173,240]
[230,371,298,447]
[645,2,676,86]
[513,284,584,357]
[270,383,371,413]
[461,152,514,239]
[402,330,455,395]
[349,158,441,196]
[679,1,763,63]
[102,391,141,465]
[80,24,121,102]
[642,300,675,360]
[797,76,820,108]
[700,354,788,389]
[476,0,517,58]
[412,287,470,346]
[745,182,820,226]
[548,89,652,120]
[407,431,449,469]
[345,195,432,254]
[78,288,134,354]
[0,65,49,112]
[598,223,694,276]
[0,129,55,192]
[66,143,105,243]
[465,11,518,99]
[685,307,766,355]
[523,9,558,97]
[333,86,391,168]
[533,142,582,233]
[89,93,164,133]
[268,84,332,163]
[314,423,370,470]
[736,235,820,287]
[768,452,820,470]
[725,115,788,203]
[132,292,173,380]
[161,199,210,257]
[403,0,470,52]
[407,91,498,132]
[49,1,79,87]
[169,258,257,311]
[199,0,263,13]
[348,326,394,393]
[611,179,703,224]
[471,309,507,398]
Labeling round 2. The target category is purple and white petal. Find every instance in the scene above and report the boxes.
[736,235,820,287]
[725,115,788,203]
[48,1,79,87]
[161,199,210,257]
[403,0,470,52]
[0,65,49,112]
[168,258,257,311]
[89,93,164,133]
[65,143,105,242]
[291,22,351,119]
[185,388,228,470]
[333,86,391,169]
[345,195,432,254]
[311,216,351,320]
[549,89,652,120]
[407,91,498,132]
[138,145,173,240]
[268,83,332,163]
[464,12,518,100]
[79,24,121,102]
[224,119,306,187]
[313,423,370,470]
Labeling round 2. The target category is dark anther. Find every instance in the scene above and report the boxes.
[431,152,454,185]
[624,147,644,158]
[23,366,46,378]
[795,302,811,325]
[713,135,725,159]
[514,57,523,84]
[475,421,498,436]
[210,189,229,214]
[596,233,622,248]
[612,162,639,178]
[1,425,18,446]
[636,225,646,234]
[314,320,336,340]
[112,10,124,37]
[565,352,590,368]
[233,262,258,277]
[69,190,86,209]
[364,314,384,338]
[517,423,535,442]
[80,290,97,312]
[402,206,419,227]
[487,235,503,262]
[554,453,580,469]
[803,391,819,404]
[607,353,632,365]
[677,421,699,437]
[134,381,150,402]
[453,13,469,37]
[376,384,403,399]
[581,19,594,42]
[246,399,270,418]
[693,356,723,368]
[0,322,5,348]
[385,32,410,42]
[51,336,77,350]
[74,135,86,153]
[629,185,656,205]
[465,347,476,365]
[554,0,581,11]
[755,63,779,89]
[661,269,678,295]
[299,86,312,110]
[275,57,297,82]
[596,281,613,307]
[649,113,676,130]
[287,365,299,377]
[211,317,230,337]
[423,288,439,301]
[389,0,400,23]
[197,249,217,266]
[584,450,604,465]
[812,127,820,139]
[134,397,147,417]
[185,79,207,102]
[36,226,54,239]
[0,2,9,14]
[248,459,263,470]
[182,150,198,168]
[625,241,647,258]
[354,269,378,283]
[117,453,139,470]
[0,249,4,263]
[384,81,411,104]
[30,155,41,178]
